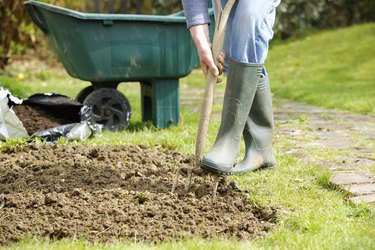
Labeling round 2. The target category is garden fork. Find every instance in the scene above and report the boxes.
[172,0,237,198]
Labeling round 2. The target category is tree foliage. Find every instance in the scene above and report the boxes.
[0,0,35,69]
[275,0,375,39]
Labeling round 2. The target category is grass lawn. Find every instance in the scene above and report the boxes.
[1,23,375,249]
[266,22,375,115]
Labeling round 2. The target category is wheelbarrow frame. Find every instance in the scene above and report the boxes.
[24,0,215,129]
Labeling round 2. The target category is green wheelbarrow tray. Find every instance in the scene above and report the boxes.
[24,0,215,130]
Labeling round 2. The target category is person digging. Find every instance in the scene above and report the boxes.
[183,0,281,174]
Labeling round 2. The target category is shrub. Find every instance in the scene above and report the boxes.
[274,0,375,39]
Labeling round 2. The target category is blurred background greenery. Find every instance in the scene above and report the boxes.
[1,0,374,70]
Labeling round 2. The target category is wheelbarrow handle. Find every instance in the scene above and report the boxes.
[25,4,49,35]
[195,0,237,166]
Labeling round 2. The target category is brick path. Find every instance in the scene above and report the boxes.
[274,99,375,205]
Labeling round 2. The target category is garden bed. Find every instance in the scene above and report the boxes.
[0,143,278,245]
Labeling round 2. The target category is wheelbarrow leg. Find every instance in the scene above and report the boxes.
[140,79,180,128]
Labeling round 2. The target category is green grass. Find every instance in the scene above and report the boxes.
[234,156,375,249]
[1,58,89,99]
[1,23,375,249]
[2,238,257,250]
[266,22,375,115]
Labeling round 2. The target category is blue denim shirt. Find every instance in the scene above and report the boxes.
[183,0,281,65]
[182,0,211,28]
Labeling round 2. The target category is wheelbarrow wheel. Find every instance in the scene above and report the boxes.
[83,88,131,131]
[76,86,94,103]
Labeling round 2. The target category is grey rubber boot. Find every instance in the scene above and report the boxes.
[231,75,276,174]
[201,58,263,174]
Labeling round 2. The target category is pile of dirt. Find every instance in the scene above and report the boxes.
[12,104,74,135]
[0,143,278,245]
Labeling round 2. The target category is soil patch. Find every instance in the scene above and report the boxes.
[0,143,278,245]
[12,104,75,135]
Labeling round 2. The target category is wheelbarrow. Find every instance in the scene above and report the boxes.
[24,0,215,130]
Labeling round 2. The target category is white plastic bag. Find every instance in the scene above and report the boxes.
[0,88,28,140]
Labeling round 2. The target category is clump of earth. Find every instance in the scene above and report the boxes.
[0,143,278,245]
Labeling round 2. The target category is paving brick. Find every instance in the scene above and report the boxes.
[330,172,374,186]
[342,183,375,196]
[335,156,375,168]
[350,194,375,205]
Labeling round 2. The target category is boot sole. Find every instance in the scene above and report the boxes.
[231,164,276,175]
[201,161,232,175]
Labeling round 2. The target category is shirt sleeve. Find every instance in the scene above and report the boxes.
[182,0,211,28]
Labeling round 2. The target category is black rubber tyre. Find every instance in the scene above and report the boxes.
[83,88,131,131]
[76,86,94,103]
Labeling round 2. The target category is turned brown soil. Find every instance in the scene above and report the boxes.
[1,97,278,244]
[0,143,278,245]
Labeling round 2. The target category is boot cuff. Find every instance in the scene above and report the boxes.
[229,57,263,68]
